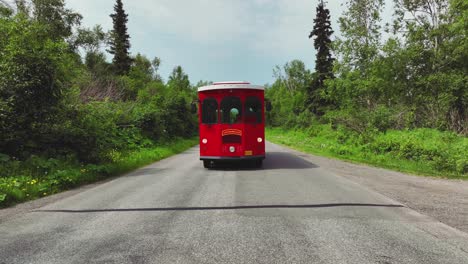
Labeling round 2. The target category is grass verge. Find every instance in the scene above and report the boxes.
[266,126,467,179]
[0,137,198,208]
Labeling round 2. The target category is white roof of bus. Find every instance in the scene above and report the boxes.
[198,81,264,92]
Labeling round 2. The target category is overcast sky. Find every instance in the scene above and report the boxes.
[63,0,393,85]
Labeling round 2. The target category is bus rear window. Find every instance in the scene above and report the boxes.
[221,96,242,124]
[245,96,262,124]
[202,98,218,124]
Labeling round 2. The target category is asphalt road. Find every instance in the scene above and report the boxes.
[1,142,468,264]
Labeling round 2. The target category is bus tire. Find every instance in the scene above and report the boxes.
[203,160,212,169]
[255,159,263,168]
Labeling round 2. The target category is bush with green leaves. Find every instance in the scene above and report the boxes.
[0,14,76,157]
[0,138,198,207]
[366,129,468,175]
[0,2,200,208]
[267,126,467,178]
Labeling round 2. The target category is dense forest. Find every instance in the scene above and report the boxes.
[266,0,467,177]
[0,0,198,206]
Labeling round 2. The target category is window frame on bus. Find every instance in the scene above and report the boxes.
[220,96,243,124]
[244,96,263,124]
[201,97,219,124]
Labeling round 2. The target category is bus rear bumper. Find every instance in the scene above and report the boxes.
[200,155,265,161]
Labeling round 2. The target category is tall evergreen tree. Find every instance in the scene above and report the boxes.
[307,0,334,114]
[108,0,131,75]
[309,0,334,87]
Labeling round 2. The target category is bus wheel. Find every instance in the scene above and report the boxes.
[203,160,212,169]
[254,159,263,168]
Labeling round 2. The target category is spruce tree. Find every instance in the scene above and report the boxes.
[307,0,334,114]
[108,0,131,75]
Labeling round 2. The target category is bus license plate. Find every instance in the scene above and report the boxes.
[245,150,253,156]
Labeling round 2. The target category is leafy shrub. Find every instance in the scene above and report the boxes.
[267,126,467,178]
[0,15,76,157]
[295,111,316,128]
[369,106,396,132]
[367,128,467,175]
[0,138,198,207]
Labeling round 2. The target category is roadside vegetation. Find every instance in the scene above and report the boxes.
[267,127,467,178]
[0,0,199,207]
[0,138,197,206]
[265,0,467,178]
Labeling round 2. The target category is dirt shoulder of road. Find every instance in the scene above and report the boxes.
[276,143,468,234]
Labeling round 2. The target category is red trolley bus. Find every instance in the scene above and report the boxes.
[196,81,270,168]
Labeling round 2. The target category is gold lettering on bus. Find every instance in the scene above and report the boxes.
[222,129,242,136]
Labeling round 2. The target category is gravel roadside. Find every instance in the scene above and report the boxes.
[276,143,468,234]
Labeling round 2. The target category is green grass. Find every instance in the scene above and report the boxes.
[266,126,467,179]
[0,137,198,207]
